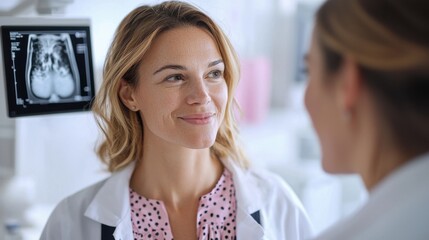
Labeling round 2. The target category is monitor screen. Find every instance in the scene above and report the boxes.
[1,22,95,117]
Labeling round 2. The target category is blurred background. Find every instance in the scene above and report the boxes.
[0,0,366,239]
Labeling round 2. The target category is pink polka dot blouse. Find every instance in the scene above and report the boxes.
[129,169,237,240]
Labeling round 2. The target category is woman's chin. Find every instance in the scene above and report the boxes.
[321,158,354,174]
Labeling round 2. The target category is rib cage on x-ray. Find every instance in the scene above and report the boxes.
[25,33,80,102]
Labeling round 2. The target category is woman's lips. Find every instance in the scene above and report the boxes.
[179,113,215,125]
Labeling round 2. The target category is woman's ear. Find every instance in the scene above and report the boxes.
[338,56,362,113]
[118,79,138,111]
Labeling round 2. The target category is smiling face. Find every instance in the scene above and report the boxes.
[121,26,228,149]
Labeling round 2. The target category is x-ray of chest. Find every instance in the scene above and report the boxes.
[26,33,80,102]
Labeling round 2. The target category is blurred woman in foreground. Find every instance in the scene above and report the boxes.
[305,0,429,239]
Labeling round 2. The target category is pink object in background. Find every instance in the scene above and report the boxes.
[235,57,272,124]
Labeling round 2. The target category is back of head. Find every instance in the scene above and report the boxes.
[316,0,429,157]
[92,1,247,172]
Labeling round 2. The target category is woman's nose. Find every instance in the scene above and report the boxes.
[186,78,211,105]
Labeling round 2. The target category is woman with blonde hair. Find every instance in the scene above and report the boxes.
[305,0,429,239]
[41,1,312,239]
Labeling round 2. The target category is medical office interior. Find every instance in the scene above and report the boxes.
[0,0,367,239]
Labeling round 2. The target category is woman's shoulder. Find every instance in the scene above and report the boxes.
[225,159,302,204]
[40,178,109,239]
[235,165,314,238]
[225,159,307,209]
[49,177,109,216]
[246,166,302,203]
[60,178,109,210]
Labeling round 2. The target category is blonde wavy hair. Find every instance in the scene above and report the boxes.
[92,1,249,172]
[316,0,429,157]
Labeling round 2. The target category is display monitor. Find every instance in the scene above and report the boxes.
[0,17,95,117]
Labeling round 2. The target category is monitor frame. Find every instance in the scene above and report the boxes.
[0,17,95,118]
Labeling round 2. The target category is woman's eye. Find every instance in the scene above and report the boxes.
[165,74,185,82]
[207,70,223,79]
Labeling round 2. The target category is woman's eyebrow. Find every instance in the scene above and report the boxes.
[208,59,223,67]
[153,65,186,75]
[153,60,223,75]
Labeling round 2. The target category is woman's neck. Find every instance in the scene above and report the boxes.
[351,95,409,191]
[130,142,223,210]
[359,138,409,191]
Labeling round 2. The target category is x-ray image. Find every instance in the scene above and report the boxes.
[26,33,80,103]
[1,25,95,117]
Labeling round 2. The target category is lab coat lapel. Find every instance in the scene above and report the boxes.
[236,207,264,239]
[221,158,265,239]
[84,162,136,239]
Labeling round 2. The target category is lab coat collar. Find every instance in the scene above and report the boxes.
[221,158,264,214]
[84,159,264,239]
[84,162,135,238]
[221,158,265,239]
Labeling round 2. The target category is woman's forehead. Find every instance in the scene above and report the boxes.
[139,26,223,71]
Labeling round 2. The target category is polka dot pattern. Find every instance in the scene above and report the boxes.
[129,169,237,240]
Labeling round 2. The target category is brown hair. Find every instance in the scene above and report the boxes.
[316,0,429,156]
[92,1,248,172]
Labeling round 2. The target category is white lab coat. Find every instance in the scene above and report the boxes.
[313,152,429,240]
[40,158,313,240]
